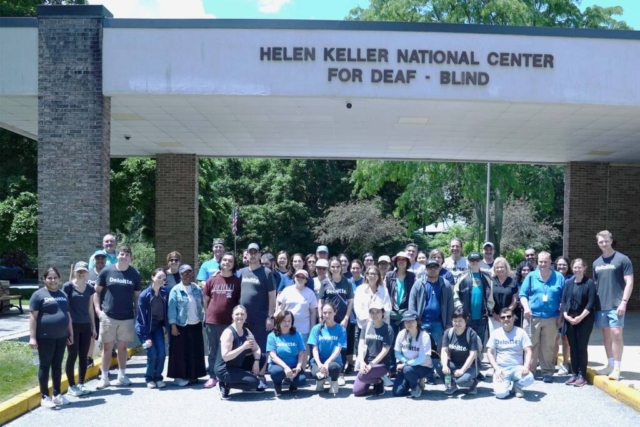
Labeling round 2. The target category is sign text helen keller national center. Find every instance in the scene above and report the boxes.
[260,47,554,86]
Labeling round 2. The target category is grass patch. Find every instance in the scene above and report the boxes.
[0,341,39,403]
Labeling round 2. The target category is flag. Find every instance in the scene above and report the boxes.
[232,207,238,236]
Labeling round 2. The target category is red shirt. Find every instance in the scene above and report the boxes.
[203,274,241,325]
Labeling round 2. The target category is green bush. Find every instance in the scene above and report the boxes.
[130,241,156,285]
[503,248,525,270]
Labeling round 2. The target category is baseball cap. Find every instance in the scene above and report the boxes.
[483,241,495,249]
[247,243,260,252]
[426,258,439,267]
[93,250,108,259]
[212,238,224,246]
[316,259,329,268]
[74,261,89,272]
[468,252,482,261]
[392,251,411,263]
[401,309,419,322]
[179,264,193,274]
[378,255,391,264]
[316,245,329,253]
[294,269,309,279]
[369,300,385,312]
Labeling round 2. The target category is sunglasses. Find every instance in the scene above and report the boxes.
[500,315,513,320]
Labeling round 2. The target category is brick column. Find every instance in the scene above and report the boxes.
[37,5,112,277]
[564,162,640,309]
[155,154,199,270]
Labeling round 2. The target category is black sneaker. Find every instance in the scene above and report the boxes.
[476,372,486,382]
[444,382,458,396]
[218,381,230,400]
[344,363,354,374]
[374,381,385,396]
[426,374,437,385]
[289,382,298,393]
[467,378,478,395]
[274,385,282,397]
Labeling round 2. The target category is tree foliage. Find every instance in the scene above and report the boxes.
[314,198,407,255]
[500,198,561,253]
[0,0,86,17]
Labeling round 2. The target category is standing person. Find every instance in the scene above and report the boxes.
[284,253,314,291]
[554,255,573,375]
[392,310,433,398]
[429,249,456,285]
[556,257,573,280]
[197,238,225,286]
[377,255,392,278]
[94,245,142,389]
[215,305,267,399]
[168,264,206,386]
[135,268,170,389]
[487,308,534,398]
[88,233,117,269]
[308,302,347,395]
[261,253,276,270]
[385,252,417,374]
[316,245,330,261]
[480,242,495,274]
[313,259,329,297]
[453,251,494,343]
[514,262,534,327]
[405,243,423,274]
[275,251,293,291]
[562,259,597,387]
[353,301,394,396]
[350,259,364,287]
[203,252,241,389]
[339,254,352,279]
[318,257,354,382]
[417,251,428,268]
[438,308,480,395]
[86,250,107,367]
[363,252,376,270]
[442,238,468,282]
[242,250,249,267]
[165,251,181,289]
[306,254,317,278]
[267,311,307,396]
[515,248,537,284]
[408,258,454,355]
[29,267,73,408]
[489,257,518,335]
[519,251,565,383]
[238,243,277,384]
[63,262,96,397]
[276,269,318,343]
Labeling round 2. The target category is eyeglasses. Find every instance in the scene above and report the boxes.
[169,259,180,262]
[500,315,513,320]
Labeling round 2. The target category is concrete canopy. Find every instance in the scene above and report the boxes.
[2,18,640,163]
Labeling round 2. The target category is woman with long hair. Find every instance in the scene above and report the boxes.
[339,253,352,279]
[489,257,518,334]
[275,251,293,293]
[165,251,181,288]
[306,253,317,278]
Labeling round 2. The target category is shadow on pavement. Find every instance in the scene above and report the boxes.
[60,398,107,409]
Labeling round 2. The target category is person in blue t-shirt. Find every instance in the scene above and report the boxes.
[267,311,307,396]
[308,302,347,395]
[197,238,225,286]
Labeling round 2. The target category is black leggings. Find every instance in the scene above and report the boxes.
[565,314,594,377]
[216,354,267,391]
[38,337,67,398]
[66,322,92,385]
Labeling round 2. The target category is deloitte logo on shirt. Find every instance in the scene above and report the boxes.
[318,335,339,341]
[277,341,298,347]
[43,296,67,303]
[109,277,133,285]
[365,333,384,341]
[595,264,616,272]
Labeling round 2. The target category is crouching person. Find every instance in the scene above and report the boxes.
[487,308,534,398]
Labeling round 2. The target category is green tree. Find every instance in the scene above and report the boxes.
[0,0,86,17]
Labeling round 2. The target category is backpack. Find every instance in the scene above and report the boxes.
[446,327,483,372]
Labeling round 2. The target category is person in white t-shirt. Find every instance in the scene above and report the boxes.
[276,269,318,344]
[442,238,468,282]
[487,307,534,398]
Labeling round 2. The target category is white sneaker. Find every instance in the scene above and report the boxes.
[557,364,569,375]
[382,375,393,387]
[78,384,92,395]
[52,394,70,406]
[41,396,56,409]
[609,368,621,381]
[147,381,157,389]
[258,379,268,389]
[96,377,110,390]
[337,376,346,386]
[315,379,326,391]
[410,386,422,398]
[330,381,339,395]
[155,381,166,388]
[597,366,613,376]
[67,385,82,397]
[174,378,189,387]
[115,375,131,386]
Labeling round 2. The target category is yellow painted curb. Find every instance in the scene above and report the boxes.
[0,348,138,425]
[558,354,640,412]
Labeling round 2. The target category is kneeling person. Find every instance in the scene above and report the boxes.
[267,311,307,396]
[392,310,433,398]
[308,302,347,395]
[487,308,534,398]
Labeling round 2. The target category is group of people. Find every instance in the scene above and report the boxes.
[29,230,632,407]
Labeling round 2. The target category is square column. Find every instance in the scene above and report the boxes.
[155,154,199,269]
[37,6,113,276]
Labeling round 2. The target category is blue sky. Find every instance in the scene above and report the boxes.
[205,0,639,28]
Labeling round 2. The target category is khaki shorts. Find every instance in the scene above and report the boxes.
[99,314,134,343]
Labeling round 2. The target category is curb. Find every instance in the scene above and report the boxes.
[0,347,138,425]
[557,355,640,412]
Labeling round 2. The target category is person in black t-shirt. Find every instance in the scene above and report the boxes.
[438,308,479,396]
[29,267,73,408]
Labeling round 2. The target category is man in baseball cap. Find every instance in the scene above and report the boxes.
[481,242,495,273]
[316,245,329,260]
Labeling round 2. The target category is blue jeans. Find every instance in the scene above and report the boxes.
[389,321,400,372]
[469,319,486,343]
[422,320,444,352]
[269,364,307,388]
[434,360,477,387]
[493,366,534,398]
[392,365,433,396]
[138,327,166,382]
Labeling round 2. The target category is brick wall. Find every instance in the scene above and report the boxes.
[564,162,640,309]
[155,154,199,271]
[37,8,111,278]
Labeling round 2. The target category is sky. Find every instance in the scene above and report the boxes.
[91,0,640,29]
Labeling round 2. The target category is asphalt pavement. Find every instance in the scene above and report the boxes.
[5,353,638,427]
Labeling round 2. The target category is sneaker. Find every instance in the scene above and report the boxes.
[419,378,426,390]
[426,374,437,385]
[115,375,131,386]
[174,378,189,387]
[373,381,385,396]
[52,394,70,406]
[78,384,92,396]
[41,396,56,409]
[467,378,478,395]
[476,372,486,382]
[289,382,298,393]
[315,379,326,391]
[337,376,346,386]
[218,381,230,400]
[254,385,267,393]
[565,375,578,386]
[382,375,393,387]
[330,381,339,395]
[258,377,268,389]
[87,357,94,368]
[155,381,166,388]
[410,386,422,399]
[147,381,157,389]
[274,385,282,397]
[558,364,569,375]
[444,382,458,396]
[597,365,613,376]
[608,368,621,381]
[543,374,553,383]
[344,363,354,374]
[67,385,83,397]
[573,375,587,387]
[514,385,524,398]
[96,377,110,390]
[204,378,218,389]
